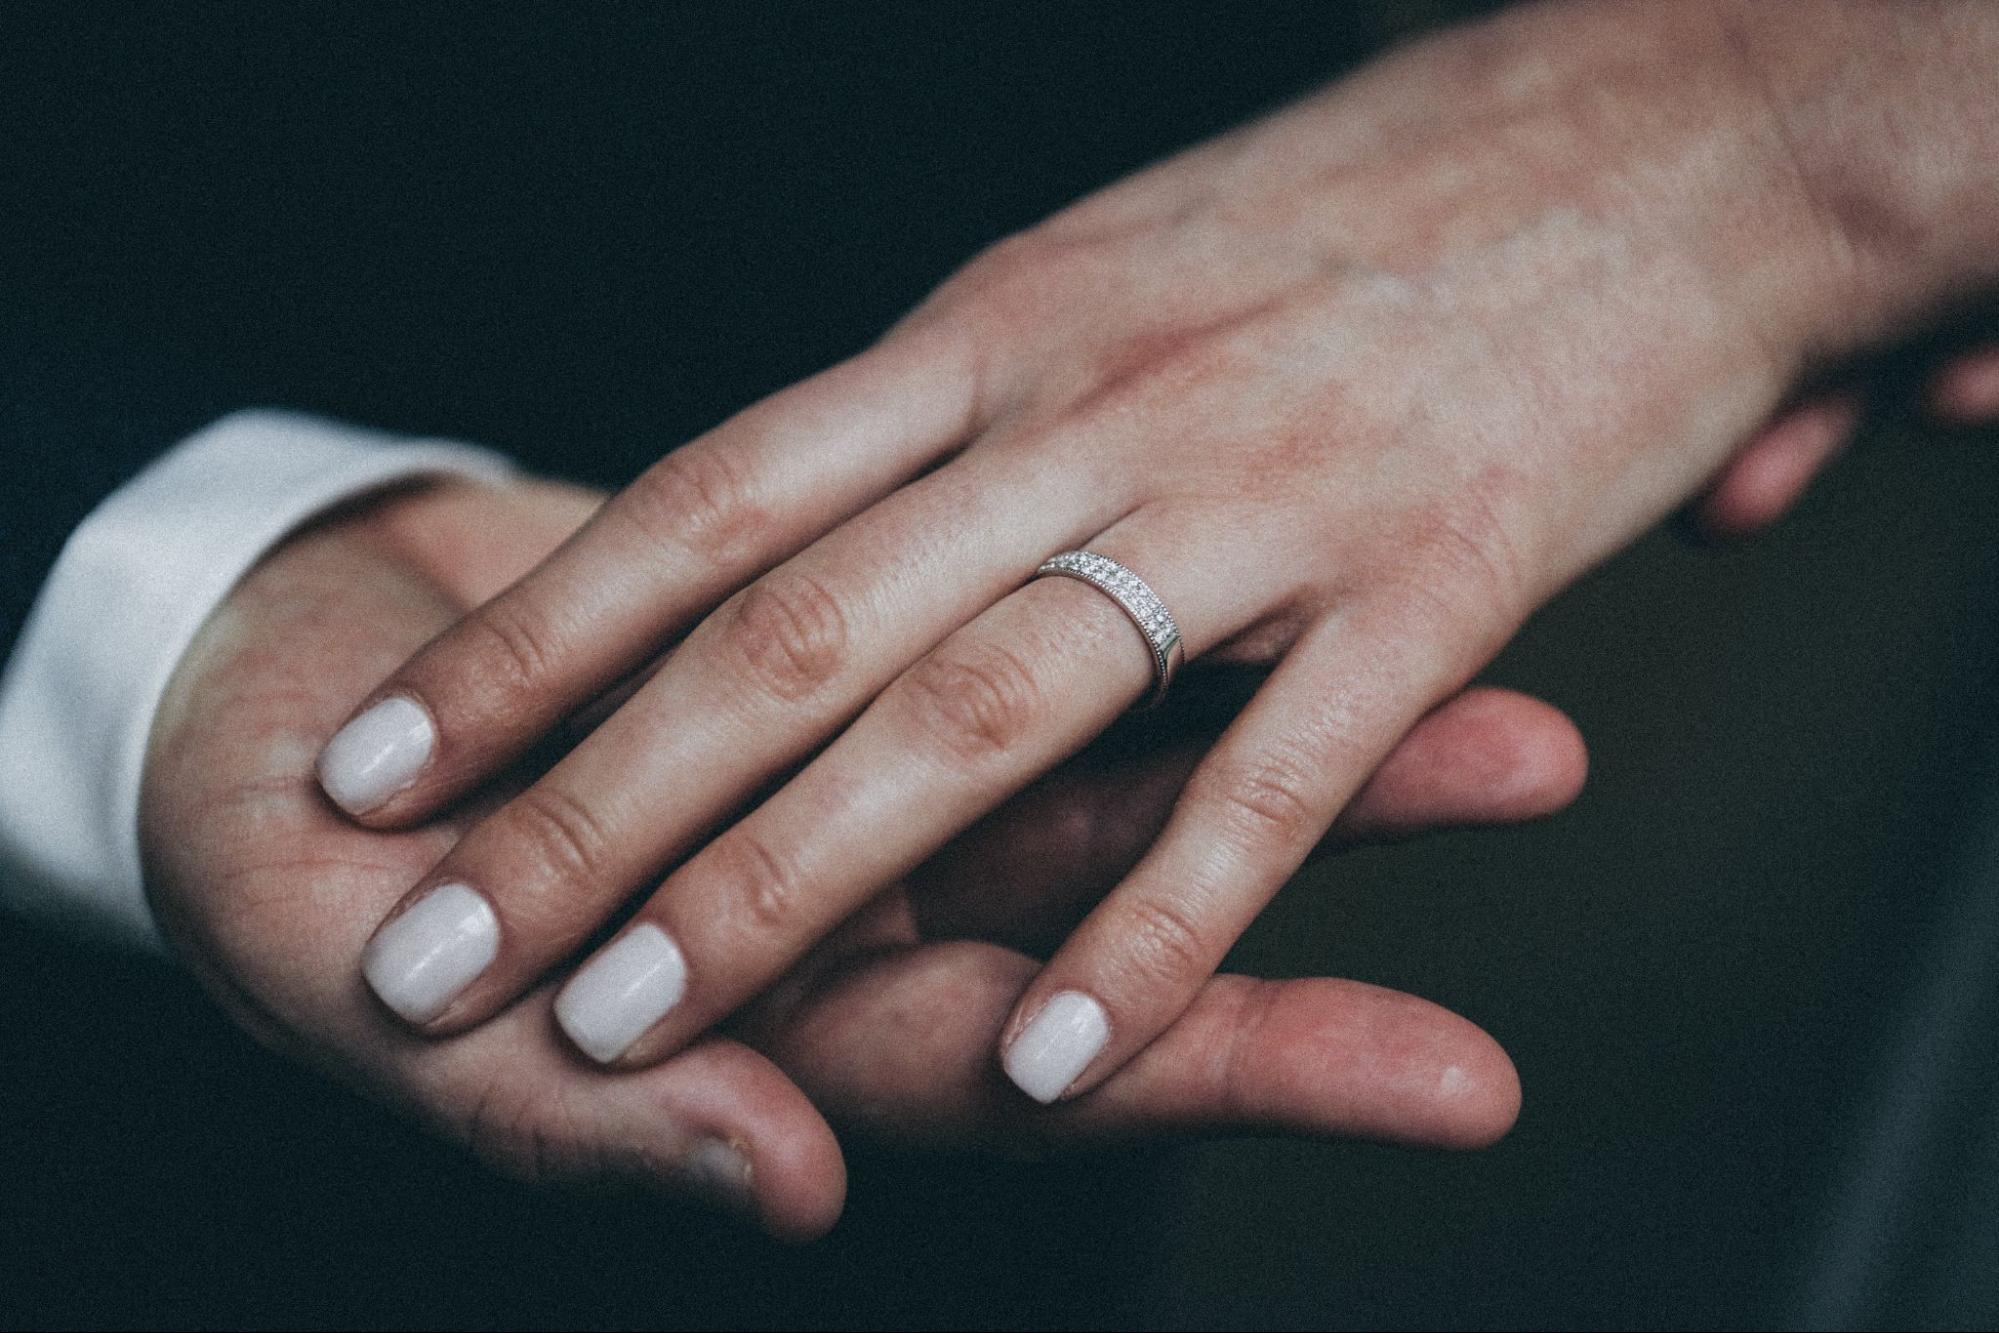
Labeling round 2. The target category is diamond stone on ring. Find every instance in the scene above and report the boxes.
[1033,550,1185,708]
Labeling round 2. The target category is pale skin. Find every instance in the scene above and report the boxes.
[297,0,1999,1121]
[144,473,1597,1239]
[143,0,1999,1233]
[138,390,1996,1238]
[318,0,1999,1102]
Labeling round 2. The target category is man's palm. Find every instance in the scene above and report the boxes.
[140,476,1560,1237]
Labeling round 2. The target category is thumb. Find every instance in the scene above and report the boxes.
[143,478,847,1239]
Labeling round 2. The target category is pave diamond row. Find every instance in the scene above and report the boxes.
[1033,550,1183,706]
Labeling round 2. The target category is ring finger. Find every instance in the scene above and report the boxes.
[356,439,1126,1032]
[549,519,1280,1066]
[996,586,1496,1104]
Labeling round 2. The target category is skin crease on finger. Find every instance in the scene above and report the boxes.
[902,684,1587,953]
[740,943,1522,1159]
[137,476,1594,1238]
[308,0,1999,1104]
[138,482,855,1243]
[182,0,1999,1218]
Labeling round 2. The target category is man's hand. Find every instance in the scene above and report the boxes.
[140,476,1581,1236]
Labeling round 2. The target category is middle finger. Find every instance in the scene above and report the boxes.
[550,521,1277,1066]
[357,438,1124,1032]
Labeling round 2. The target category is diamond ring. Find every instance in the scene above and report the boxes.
[1032,550,1184,708]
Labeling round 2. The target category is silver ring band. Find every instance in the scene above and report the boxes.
[1033,550,1184,708]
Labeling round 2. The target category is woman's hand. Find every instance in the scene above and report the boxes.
[144,475,1581,1235]
[316,0,1998,1100]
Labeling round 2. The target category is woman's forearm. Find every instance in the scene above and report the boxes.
[1737,0,1999,342]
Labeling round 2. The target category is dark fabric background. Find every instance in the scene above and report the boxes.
[3,2,1996,1327]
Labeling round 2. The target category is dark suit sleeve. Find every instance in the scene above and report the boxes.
[0,299,245,661]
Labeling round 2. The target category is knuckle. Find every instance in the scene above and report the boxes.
[899,639,1044,762]
[496,785,614,898]
[458,597,564,700]
[1395,474,1529,638]
[620,444,767,565]
[950,229,1055,298]
[718,570,851,702]
[1217,978,1287,1119]
[1114,894,1214,992]
[1195,752,1321,852]
[929,226,1087,334]
[709,828,806,935]
[457,1081,594,1186]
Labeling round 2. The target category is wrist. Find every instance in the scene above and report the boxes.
[1722,0,1999,347]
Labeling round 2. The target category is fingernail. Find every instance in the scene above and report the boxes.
[318,695,434,814]
[678,1137,756,1216]
[362,883,499,1024]
[555,923,688,1064]
[1002,990,1110,1104]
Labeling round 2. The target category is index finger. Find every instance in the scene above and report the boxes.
[315,323,985,824]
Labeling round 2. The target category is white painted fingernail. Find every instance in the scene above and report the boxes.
[1002,990,1110,1104]
[362,883,499,1024]
[556,924,687,1064]
[678,1138,756,1215]
[318,695,434,814]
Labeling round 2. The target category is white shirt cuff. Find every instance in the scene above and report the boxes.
[0,409,515,951]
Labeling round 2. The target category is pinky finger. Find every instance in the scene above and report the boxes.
[996,607,1466,1105]
[1693,393,1860,541]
